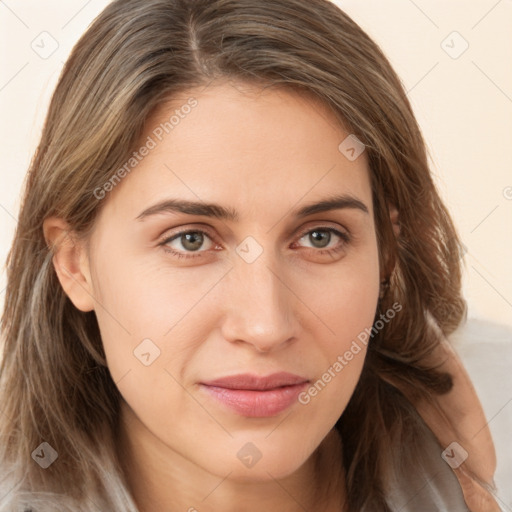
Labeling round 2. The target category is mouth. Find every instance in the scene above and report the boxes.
[199,372,309,418]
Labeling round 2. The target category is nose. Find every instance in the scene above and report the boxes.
[219,249,299,353]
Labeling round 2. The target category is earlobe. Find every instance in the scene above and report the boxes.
[42,217,95,312]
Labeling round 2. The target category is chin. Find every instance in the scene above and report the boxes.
[222,459,306,483]
[200,439,312,482]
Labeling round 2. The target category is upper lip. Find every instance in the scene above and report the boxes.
[201,372,309,390]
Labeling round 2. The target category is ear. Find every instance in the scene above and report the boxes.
[388,203,400,237]
[42,217,95,312]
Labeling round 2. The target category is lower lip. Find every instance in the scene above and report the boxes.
[200,382,308,417]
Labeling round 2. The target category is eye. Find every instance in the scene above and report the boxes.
[159,228,217,259]
[293,226,350,258]
[158,225,350,260]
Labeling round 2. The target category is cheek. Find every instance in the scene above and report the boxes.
[297,241,380,415]
[312,237,381,346]
[89,249,228,404]
[90,257,201,439]
[90,244,210,337]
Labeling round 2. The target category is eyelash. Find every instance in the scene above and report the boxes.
[158,225,351,260]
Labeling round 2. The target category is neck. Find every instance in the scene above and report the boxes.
[116,402,346,512]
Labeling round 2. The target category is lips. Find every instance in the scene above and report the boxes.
[200,372,309,417]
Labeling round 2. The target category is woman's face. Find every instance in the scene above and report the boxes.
[84,81,380,481]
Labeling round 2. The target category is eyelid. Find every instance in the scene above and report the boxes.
[294,221,350,240]
[156,223,218,245]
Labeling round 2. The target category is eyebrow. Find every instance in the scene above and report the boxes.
[135,193,369,222]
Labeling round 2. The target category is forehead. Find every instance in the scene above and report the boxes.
[99,80,373,224]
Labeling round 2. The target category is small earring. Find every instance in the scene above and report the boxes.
[379,278,390,300]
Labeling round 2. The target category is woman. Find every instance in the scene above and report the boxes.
[0,0,502,510]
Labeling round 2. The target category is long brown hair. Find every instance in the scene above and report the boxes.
[0,0,467,510]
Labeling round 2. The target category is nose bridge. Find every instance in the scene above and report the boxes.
[221,246,296,351]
